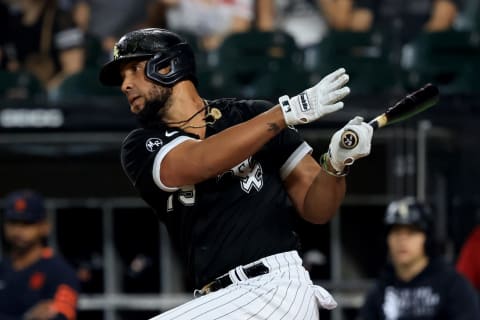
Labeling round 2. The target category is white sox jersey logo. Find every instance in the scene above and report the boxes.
[383,286,440,320]
[145,138,163,152]
[166,158,263,212]
[219,157,264,193]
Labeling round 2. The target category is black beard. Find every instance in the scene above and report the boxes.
[135,89,172,128]
[7,239,39,257]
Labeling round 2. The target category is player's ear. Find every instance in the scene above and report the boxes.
[158,65,172,75]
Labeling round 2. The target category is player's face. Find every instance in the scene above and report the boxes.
[120,60,172,115]
[4,221,49,254]
[387,225,426,268]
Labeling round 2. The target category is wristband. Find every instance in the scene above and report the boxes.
[278,95,294,125]
[320,153,349,177]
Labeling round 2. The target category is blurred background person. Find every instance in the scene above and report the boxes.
[71,0,154,62]
[161,0,255,51]
[1,0,85,93]
[359,0,460,45]
[0,190,80,320]
[319,0,373,32]
[256,0,372,49]
[358,197,480,320]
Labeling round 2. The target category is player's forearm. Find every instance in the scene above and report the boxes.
[195,105,286,173]
[302,169,346,224]
[163,106,286,185]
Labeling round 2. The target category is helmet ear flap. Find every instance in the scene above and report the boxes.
[145,43,197,87]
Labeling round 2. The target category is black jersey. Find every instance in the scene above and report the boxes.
[359,257,480,320]
[121,98,313,287]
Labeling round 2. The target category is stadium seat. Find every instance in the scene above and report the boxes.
[0,70,45,100]
[53,67,122,101]
[210,30,310,100]
[308,30,400,95]
[84,34,107,68]
[402,30,480,94]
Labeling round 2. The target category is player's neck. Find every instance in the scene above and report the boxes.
[395,255,429,282]
[11,243,44,271]
[163,83,208,137]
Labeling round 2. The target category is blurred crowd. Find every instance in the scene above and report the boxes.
[1,2,480,319]
[0,0,476,101]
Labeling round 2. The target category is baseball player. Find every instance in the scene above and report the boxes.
[99,28,373,319]
[0,190,80,320]
[358,197,480,320]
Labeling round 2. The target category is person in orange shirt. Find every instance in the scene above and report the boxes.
[0,190,79,320]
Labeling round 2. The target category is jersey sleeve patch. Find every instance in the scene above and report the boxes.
[280,141,313,180]
[145,137,164,152]
[152,135,198,192]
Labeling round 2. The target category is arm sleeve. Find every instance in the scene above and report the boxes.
[50,284,78,320]
[445,273,480,320]
[121,128,197,194]
[45,259,80,320]
[151,135,198,192]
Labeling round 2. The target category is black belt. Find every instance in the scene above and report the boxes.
[195,262,269,296]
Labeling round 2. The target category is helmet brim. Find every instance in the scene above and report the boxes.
[99,54,152,86]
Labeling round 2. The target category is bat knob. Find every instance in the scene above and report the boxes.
[340,129,359,149]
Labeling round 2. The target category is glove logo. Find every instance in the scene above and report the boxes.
[281,100,291,113]
[299,93,311,111]
[146,138,163,152]
[340,130,358,149]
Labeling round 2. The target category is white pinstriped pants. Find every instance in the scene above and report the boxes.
[150,251,337,320]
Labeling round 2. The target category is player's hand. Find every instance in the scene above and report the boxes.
[328,116,373,172]
[23,300,56,320]
[279,68,350,126]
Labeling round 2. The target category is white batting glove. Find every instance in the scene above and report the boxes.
[279,68,350,126]
[328,116,373,172]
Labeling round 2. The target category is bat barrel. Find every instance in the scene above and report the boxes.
[339,83,439,150]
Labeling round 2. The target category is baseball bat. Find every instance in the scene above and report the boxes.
[340,83,440,149]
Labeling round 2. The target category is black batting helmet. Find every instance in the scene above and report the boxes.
[384,197,439,256]
[99,28,197,87]
[384,197,432,232]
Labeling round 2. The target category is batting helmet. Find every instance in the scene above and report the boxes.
[384,197,432,232]
[99,28,197,87]
[384,197,439,257]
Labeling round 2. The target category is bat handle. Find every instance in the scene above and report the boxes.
[339,118,379,149]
